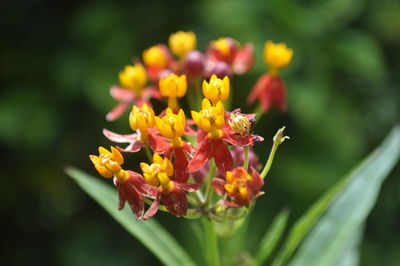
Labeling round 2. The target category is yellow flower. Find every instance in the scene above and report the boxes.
[159,73,187,112]
[89,146,128,181]
[191,98,225,139]
[118,64,147,93]
[263,41,293,74]
[129,104,155,141]
[155,108,185,147]
[202,75,230,105]
[140,153,174,192]
[169,31,196,59]
[143,45,168,68]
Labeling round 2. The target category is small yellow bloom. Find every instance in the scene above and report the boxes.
[143,45,168,68]
[225,169,252,200]
[159,73,187,112]
[89,146,128,181]
[129,104,155,141]
[169,31,196,59]
[140,153,174,191]
[211,37,231,56]
[264,41,293,74]
[118,64,147,93]
[191,98,225,139]
[155,108,185,147]
[202,75,230,105]
[228,112,253,135]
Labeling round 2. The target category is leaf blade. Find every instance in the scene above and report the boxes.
[66,167,197,266]
[288,125,400,266]
[255,209,290,266]
[273,125,400,266]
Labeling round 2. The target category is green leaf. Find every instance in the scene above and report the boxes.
[272,125,400,266]
[288,126,400,266]
[255,209,290,266]
[66,167,197,266]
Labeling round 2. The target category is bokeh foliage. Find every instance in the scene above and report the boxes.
[1,0,399,265]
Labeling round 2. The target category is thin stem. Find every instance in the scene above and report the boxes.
[144,146,153,162]
[243,146,249,170]
[260,142,278,179]
[201,217,221,266]
[203,159,216,207]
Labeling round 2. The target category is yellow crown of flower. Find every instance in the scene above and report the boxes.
[89,146,127,181]
[169,31,196,58]
[225,168,252,200]
[143,45,168,68]
[159,73,187,98]
[155,108,185,147]
[140,153,174,191]
[191,98,225,139]
[129,104,155,140]
[202,75,230,105]
[118,64,147,93]
[263,41,293,73]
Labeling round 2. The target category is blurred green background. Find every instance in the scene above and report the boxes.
[1,0,399,265]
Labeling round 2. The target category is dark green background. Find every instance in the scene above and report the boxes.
[1,0,399,265]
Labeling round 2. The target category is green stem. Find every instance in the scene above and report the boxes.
[201,217,221,266]
[203,159,216,207]
[243,146,249,170]
[260,140,279,179]
[144,146,153,162]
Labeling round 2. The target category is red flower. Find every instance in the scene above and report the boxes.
[212,167,264,207]
[188,100,263,174]
[247,74,286,113]
[140,154,200,219]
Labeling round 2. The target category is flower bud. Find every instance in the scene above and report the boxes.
[183,50,205,77]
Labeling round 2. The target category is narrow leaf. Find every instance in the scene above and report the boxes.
[255,209,290,266]
[288,126,400,266]
[66,167,197,266]
[273,125,400,266]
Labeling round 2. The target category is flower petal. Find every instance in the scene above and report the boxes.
[110,86,136,101]
[148,134,170,154]
[106,102,131,121]
[143,193,160,220]
[187,137,213,173]
[103,129,138,143]
[161,185,187,217]
[213,139,233,173]
[232,43,254,75]
[175,182,201,192]
[212,178,226,196]
[173,147,190,183]
[223,132,264,147]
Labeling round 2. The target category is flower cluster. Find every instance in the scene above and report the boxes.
[90,31,291,221]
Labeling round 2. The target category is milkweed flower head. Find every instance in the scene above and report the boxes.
[90,31,291,221]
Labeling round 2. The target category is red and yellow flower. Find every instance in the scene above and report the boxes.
[159,73,187,112]
[140,154,200,219]
[212,167,264,207]
[188,98,263,174]
[247,41,293,113]
[103,104,169,153]
[155,108,196,183]
[106,63,161,121]
[206,37,254,76]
